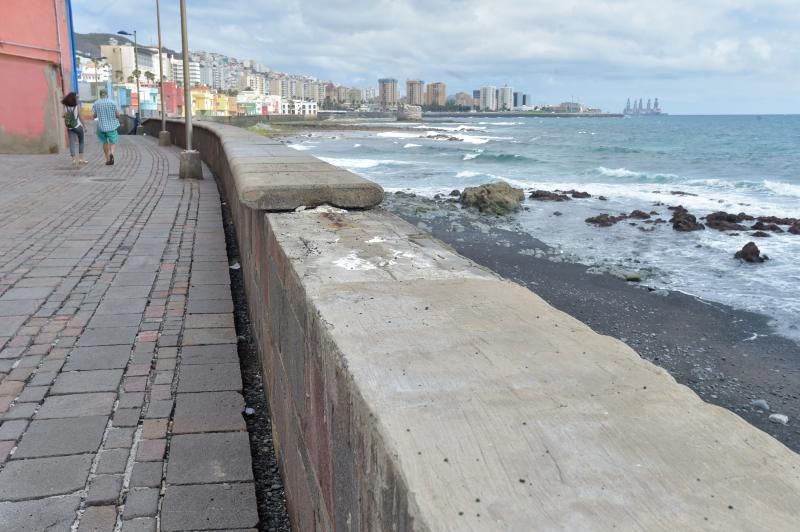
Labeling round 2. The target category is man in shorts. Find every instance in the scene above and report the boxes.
[92,89,121,165]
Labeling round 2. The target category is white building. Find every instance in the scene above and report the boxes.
[76,56,111,83]
[170,58,201,86]
[312,82,328,102]
[498,85,513,111]
[200,65,214,87]
[268,78,289,99]
[480,86,497,111]
[240,74,266,94]
[281,99,317,116]
[152,52,172,81]
[212,65,229,90]
[100,44,135,83]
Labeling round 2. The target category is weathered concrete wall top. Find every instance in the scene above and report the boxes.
[144,119,800,530]
[270,208,800,530]
[146,119,383,211]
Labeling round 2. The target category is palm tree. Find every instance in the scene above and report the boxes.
[144,71,155,83]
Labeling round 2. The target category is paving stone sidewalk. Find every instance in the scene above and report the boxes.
[0,136,258,531]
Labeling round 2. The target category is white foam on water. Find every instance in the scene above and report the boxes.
[366,236,387,244]
[596,167,644,178]
[764,180,800,198]
[452,134,491,145]
[377,130,509,145]
[377,131,421,139]
[415,125,487,132]
[287,144,312,151]
[456,171,483,178]
[319,157,412,169]
[404,143,422,148]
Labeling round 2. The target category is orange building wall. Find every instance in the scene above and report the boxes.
[0,0,75,153]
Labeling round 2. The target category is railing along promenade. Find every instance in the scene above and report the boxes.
[144,118,800,531]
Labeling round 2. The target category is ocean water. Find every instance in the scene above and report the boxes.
[289,115,800,340]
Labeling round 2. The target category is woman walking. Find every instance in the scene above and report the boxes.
[62,92,87,166]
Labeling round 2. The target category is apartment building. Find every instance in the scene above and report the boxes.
[425,81,447,107]
[378,78,398,107]
[498,85,513,110]
[480,86,497,111]
[406,79,425,106]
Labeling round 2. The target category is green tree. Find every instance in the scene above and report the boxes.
[144,71,155,83]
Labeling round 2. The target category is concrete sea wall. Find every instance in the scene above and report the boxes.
[144,118,800,531]
[194,114,316,128]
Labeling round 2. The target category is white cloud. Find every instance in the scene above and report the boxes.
[73,0,800,112]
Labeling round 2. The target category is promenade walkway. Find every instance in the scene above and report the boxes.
[0,136,259,531]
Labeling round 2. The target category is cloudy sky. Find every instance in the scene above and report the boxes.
[74,0,799,114]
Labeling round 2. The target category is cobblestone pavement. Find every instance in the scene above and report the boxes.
[0,136,258,531]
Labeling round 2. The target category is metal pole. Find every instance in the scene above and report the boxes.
[180,0,192,151]
[133,31,140,119]
[156,0,165,131]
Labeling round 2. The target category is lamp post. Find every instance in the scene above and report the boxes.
[117,30,140,130]
[155,0,171,146]
[178,0,202,178]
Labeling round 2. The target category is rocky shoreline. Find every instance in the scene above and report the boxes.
[381,191,800,452]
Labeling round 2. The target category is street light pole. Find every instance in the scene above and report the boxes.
[133,30,140,122]
[178,0,202,178]
[180,0,192,151]
[155,0,171,146]
[118,29,141,132]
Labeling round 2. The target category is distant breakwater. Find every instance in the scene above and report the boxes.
[423,111,624,118]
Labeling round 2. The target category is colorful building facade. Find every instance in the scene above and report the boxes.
[0,0,77,153]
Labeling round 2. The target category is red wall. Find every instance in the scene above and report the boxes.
[162,81,184,116]
[0,0,75,153]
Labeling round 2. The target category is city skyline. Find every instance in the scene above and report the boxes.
[73,1,800,115]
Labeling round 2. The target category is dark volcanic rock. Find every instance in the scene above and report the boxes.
[598,196,608,201]
[757,215,797,225]
[670,190,699,197]
[751,221,784,233]
[449,189,461,197]
[751,231,771,238]
[429,134,462,141]
[704,211,748,231]
[734,242,768,262]
[789,222,800,235]
[567,190,591,198]
[460,182,525,215]
[628,210,651,220]
[669,206,705,232]
[530,190,571,202]
[585,213,627,227]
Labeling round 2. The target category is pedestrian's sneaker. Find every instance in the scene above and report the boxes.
[109,154,115,165]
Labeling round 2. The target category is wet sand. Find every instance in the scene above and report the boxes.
[382,192,800,452]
